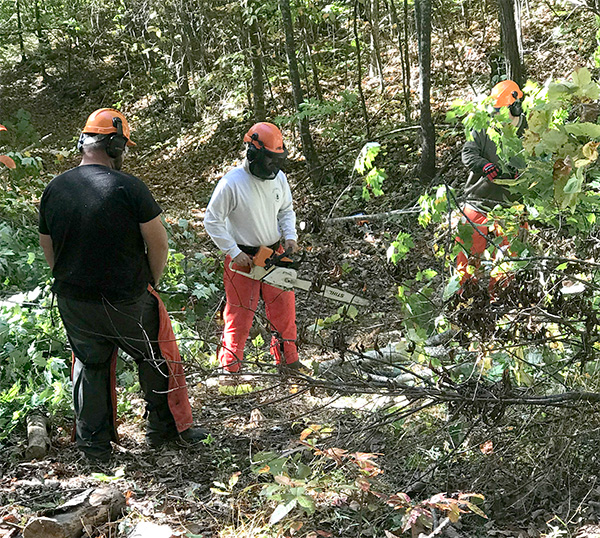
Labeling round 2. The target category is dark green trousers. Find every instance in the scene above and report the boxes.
[57,290,177,459]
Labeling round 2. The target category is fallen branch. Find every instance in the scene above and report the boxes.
[302,374,600,408]
[23,486,125,538]
[323,206,421,225]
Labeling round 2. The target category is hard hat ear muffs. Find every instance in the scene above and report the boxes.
[508,91,523,117]
[105,117,128,159]
[247,142,261,162]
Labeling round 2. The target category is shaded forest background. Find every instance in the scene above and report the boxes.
[2,1,600,537]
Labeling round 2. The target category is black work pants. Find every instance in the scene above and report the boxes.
[57,290,177,458]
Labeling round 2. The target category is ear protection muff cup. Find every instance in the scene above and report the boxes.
[247,143,260,162]
[105,134,127,159]
[105,116,127,159]
[509,100,523,117]
[508,91,523,117]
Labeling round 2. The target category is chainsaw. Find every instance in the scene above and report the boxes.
[229,246,370,306]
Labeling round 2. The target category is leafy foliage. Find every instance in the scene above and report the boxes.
[0,294,71,442]
[250,427,485,534]
[354,142,387,200]
[385,68,600,396]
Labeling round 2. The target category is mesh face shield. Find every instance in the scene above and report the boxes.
[247,144,287,180]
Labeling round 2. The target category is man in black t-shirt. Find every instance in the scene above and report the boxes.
[39,108,207,462]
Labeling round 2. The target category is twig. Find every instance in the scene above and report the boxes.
[420,516,451,538]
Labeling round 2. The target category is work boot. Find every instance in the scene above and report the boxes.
[179,427,211,445]
[81,447,113,463]
[78,441,113,463]
[279,360,310,376]
[146,426,210,448]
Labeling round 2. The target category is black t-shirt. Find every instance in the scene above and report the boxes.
[39,164,162,301]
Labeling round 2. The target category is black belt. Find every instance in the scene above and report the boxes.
[238,241,281,256]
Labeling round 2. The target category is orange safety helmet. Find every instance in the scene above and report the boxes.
[82,108,136,147]
[243,122,287,157]
[490,80,523,108]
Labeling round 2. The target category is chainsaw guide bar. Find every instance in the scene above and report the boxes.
[230,246,369,307]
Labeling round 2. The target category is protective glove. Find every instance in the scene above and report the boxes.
[482,163,500,182]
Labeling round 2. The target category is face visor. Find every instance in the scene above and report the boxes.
[247,144,288,180]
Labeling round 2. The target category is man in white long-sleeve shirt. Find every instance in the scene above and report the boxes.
[204,122,300,374]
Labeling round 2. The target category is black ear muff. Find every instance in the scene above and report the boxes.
[509,98,523,117]
[247,142,261,162]
[77,133,85,152]
[508,90,523,117]
[105,135,127,159]
[113,116,123,137]
[105,117,127,159]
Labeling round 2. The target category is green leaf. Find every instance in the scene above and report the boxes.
[547,82,577,102]
[540,129,568,152]
[269,500,297,524]
[563,169,585,194]
[443,276,461,301]
[341,305,358,320]
[91,467,125,482]
[572,67,592,88]
[296,463,312,480]
[564,123,600,139]
[296,494,316,514]
[354,142,381,174]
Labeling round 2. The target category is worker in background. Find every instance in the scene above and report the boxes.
[457,80,527,293]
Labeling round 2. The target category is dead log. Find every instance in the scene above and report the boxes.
[23,486,125,538]
[25,413,50,460]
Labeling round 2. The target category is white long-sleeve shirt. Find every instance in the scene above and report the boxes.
[204,159,298,259]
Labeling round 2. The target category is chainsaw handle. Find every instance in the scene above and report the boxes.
[264,247,293,269]
[227,245,296,278]
[228,259,252,275]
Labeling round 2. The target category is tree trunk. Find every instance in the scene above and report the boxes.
[368,0,385,92]
[279,0,322,185]
[304,36,323,101]
[33,0,49,80]
[178,0,197,121]
[353,0,371,138]
[299,13,323,102]
[498,0,524,87]
[389,0,412,120]
[15,0,26,61]
[414,0,436,181]
[168,1,196,122]
[248,17,266,121]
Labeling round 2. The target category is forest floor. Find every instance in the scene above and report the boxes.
[3,6,600,536]
[3,89,600,535]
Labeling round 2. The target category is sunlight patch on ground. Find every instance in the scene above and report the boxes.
[306,392,408,411]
